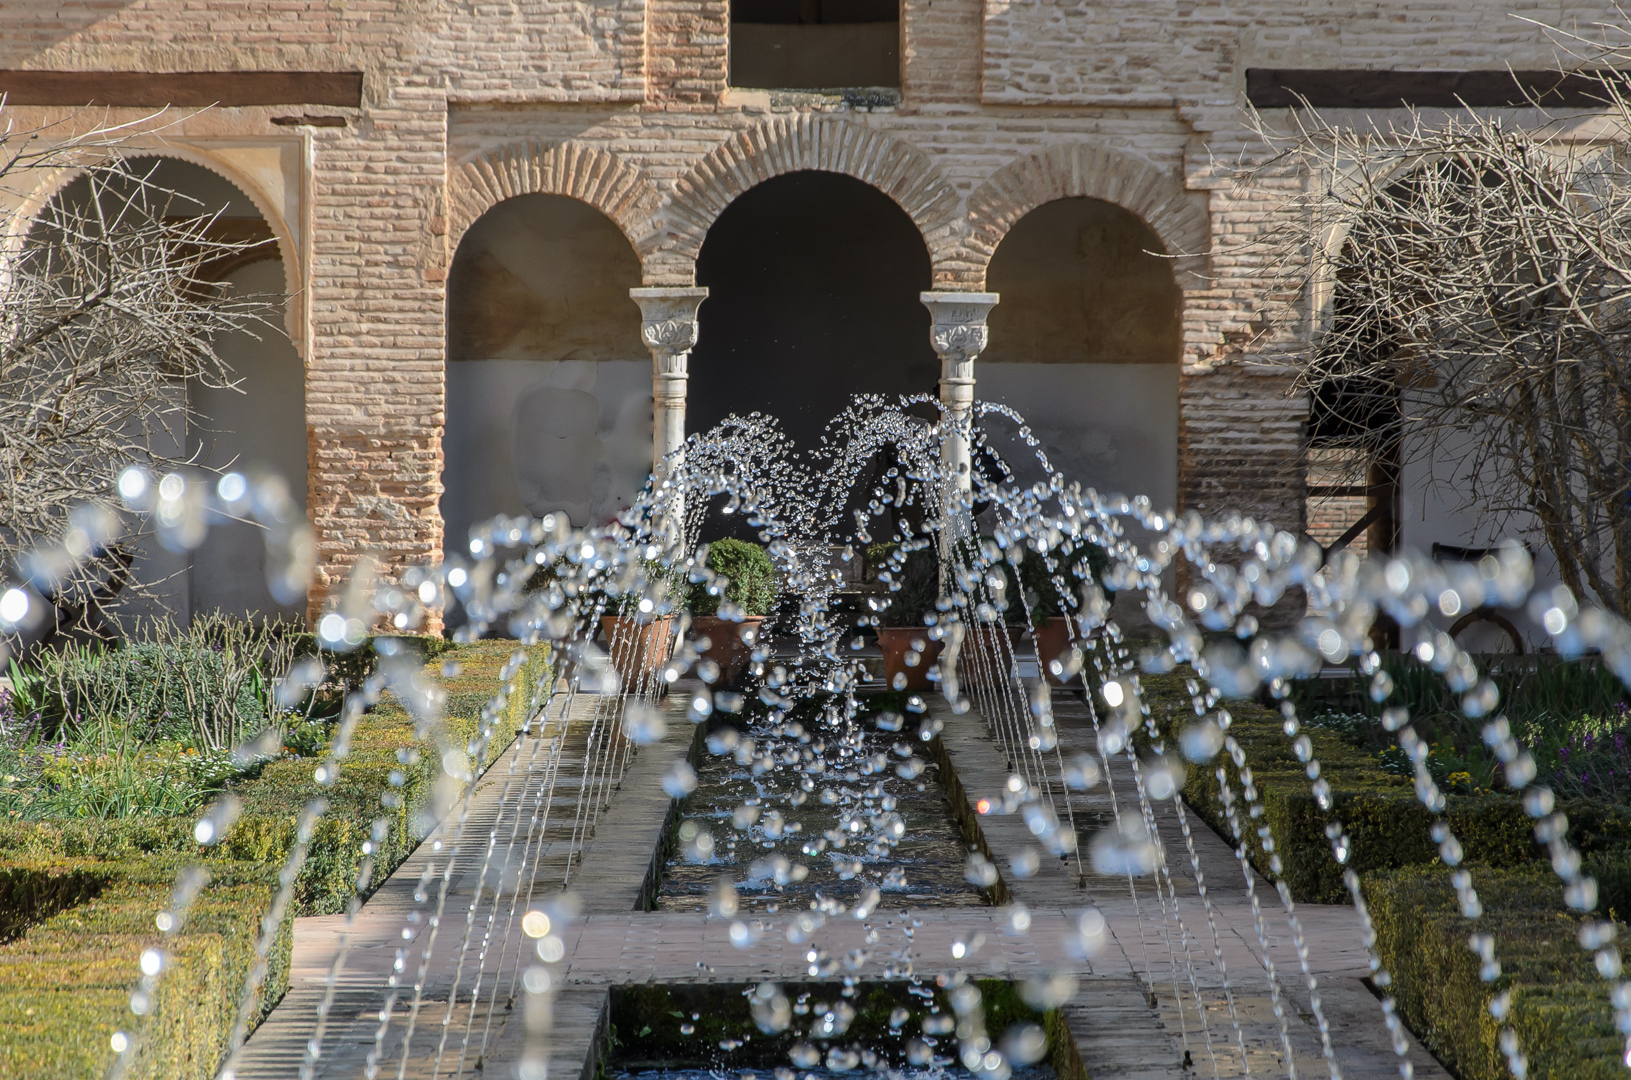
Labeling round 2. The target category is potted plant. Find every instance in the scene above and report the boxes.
[687,539,778,686]
[868,541,944,692]
[1019,540,1109,686]
[599,559,684,683]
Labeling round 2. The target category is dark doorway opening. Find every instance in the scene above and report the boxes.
[690,170,936,456]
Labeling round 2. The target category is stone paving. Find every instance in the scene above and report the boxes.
[928,689,1448,1079]
[236,670,1452,1080]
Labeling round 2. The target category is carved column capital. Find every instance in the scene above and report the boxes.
[632,287,708,364]
[920,290,999,409]
[921,292,1000,360]
[631,287,708,473]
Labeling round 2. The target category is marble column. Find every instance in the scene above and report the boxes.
[920,291,999,531]
[630,287,709,477]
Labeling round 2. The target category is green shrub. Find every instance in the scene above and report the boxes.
[1177,699,1631,903]
[0,640,551,1079]
[688,539,777,617]
[1015,538,1108,622]
[866,541,940,626]
[9,615,293,750]
[1365,865,1625,1080]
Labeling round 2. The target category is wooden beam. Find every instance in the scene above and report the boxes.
[1322,501,1390,562]
[0,71,362,108]
[1246,68,1628,109]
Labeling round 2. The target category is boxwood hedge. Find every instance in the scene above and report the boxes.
[1136,671,1631,904]
[1365,865,1624,1080]
[1131,667,1630,1076]
[0,640,550,1080]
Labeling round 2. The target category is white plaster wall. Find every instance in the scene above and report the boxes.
[114,410,192,632]
[187,258,307,622]
[973,363,1178,513]
[53,162,307,630]
[442,359,652,555]
[1398,440,1563,652]
[112,261,304,629]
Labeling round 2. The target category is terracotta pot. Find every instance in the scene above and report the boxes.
[600,614,677,681]
[876,627,944,692]
[954,624,1025,690]
[691,615,766,686]
[1032,617,1093,686]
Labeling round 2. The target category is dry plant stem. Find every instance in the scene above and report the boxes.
[1241,73,1631,613]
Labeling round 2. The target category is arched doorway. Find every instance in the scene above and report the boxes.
[689,170,937,452]
[980,196,1181,509]
[37,156,303,627]
[443,193,649,564]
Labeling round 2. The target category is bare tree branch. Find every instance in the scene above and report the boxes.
[1242,75,1631,615]
[0,112,279,627]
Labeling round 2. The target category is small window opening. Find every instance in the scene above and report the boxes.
[729,0,899,90]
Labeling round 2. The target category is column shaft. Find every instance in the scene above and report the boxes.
[920,291,1000,533]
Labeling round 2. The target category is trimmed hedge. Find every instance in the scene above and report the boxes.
[1130,668,1630,1076]
[0,856,292,1080]
[0,864,109,942]
[1142,670,1631,904]
[0,640,551,1080]
[1365,865,1624,1080]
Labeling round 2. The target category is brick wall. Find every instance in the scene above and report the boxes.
[645,0,729,106]
[980,0,1625,106]
[302,87,451,621]
[2,0,1610,619]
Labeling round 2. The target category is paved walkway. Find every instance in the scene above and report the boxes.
[929,684,1447,1080]
[236,675,1448,1080]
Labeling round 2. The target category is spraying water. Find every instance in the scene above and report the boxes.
[4,395,1626,1079]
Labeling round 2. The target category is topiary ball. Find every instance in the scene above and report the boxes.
[689,538,778,617]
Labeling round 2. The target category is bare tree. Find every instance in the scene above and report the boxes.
[1244,80,1631,615]
[0,113,275,635]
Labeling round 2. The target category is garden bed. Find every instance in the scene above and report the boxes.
[0,639,549,1080]
[1132,667,1631,905]
[1136,661,1631,1078]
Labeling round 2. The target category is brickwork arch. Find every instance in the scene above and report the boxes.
[961,144,1209,289]
[449,140,663,260]
[651,116,962,285]
[6,145,306,355]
